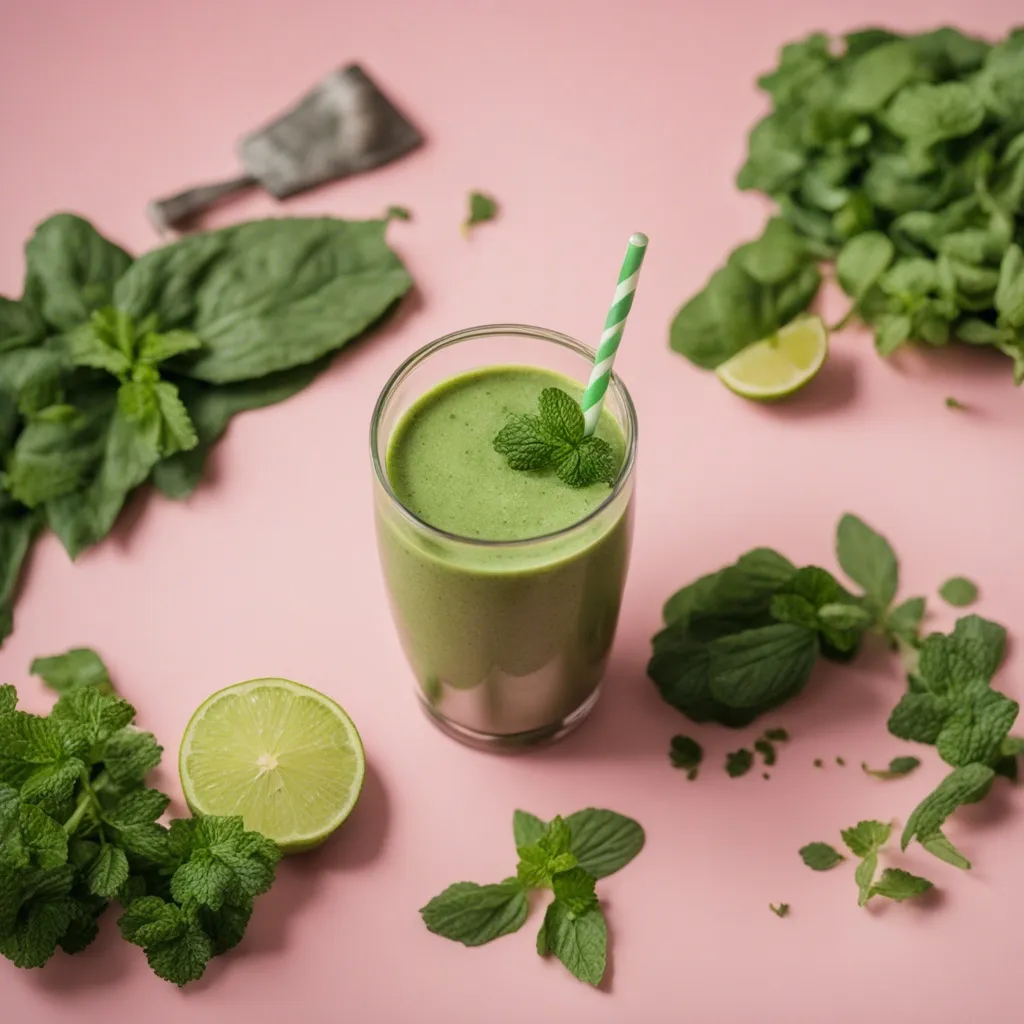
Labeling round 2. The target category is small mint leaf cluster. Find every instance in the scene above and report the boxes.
[492,387,619,489]
[419,808,644,987]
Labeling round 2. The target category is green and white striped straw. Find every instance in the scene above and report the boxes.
[581,232,648,435]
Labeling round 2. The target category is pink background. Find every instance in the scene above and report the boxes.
[2,0,1022,1020]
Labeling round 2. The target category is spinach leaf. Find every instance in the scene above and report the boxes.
[0,297,46,353]
[115,218,413,384]
[152,360,329,500]
[23,215,132,332]
[45,405,162,559]
[0,499,43,645]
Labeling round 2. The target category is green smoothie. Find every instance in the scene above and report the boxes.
[374,364,634,743]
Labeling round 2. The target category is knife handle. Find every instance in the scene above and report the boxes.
[146,175,257,234]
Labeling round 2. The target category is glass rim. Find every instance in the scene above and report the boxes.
[369,323,638,549]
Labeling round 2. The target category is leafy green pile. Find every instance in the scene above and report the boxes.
[0,213,413,645]
[420,808,644,987]
[650,512,1022,883]
[670,27,1024,381]
[0,648,279,985]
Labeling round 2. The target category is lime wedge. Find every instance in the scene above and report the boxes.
[715,316,828,400]
[179,678,365,854]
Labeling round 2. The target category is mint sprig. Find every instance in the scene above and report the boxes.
[492,387,619,489]
[419,808,644,987]
[0,648,281,985]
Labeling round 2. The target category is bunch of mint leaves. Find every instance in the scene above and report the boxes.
[651,511,1022,884]
[492,387,619,489]
[0,212,413,649]
[0,648,280,985]
[420,808,644,987]
[669,28,1024,382]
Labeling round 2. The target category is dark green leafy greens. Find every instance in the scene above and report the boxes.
[0,212,413,639]
[670,27,1024,382]
[669,734,703,778]
[0,647,280,985]
[420,808,644,987]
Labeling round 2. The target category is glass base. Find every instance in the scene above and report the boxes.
[416,682,603,752]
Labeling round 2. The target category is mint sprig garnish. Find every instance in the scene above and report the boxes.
[420,808,643,987]
[492,387,619,489]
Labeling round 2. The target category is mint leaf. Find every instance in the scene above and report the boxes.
[936,690,1019,767]
[550,868,598,915]
[137,328,202,366]
[836,514,898,611]
[420,879,528,947]
[854,853,879,907]
[669,735,703,776]
[563,809,645,879]
[86,843,129,898]
[492,415,552,469]
[30,648,114,696]
[862,756,921,779]
[102,728,163,788]
[919,829,971,870]
[867,868,933,903]
[939,577,979,607]
[119,897,213,986]
[841,820,891,858]
[463,192,498,235]
[726,749,754,778]
[902,763,995,854]
[169,816,279,911]
[538,899,606,986]
[551,435,617,488]
[512,810,546,849]
[799,842,844,870]
[67,312,132,377]
[769,902,789,918]
[152,381,198,456]
[538,388,585,444]
[888,691,948,745]
[886,596,926,646]
[516,816,577,888]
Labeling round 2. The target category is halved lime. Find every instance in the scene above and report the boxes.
[715,315,828,400]
[179,678,365,854]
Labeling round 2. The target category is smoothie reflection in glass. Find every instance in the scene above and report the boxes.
[370,325,637,749]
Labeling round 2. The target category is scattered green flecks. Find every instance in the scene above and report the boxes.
[386,205,412,221]
[762,772,770,781]
[764,727,789,742]
[462,191,498,236]
[836,757,846,767]
[939,576,979,607]
[669,735,703,780]
[726,749,754,778]
[945,397,966,410]
[769,903,789,918]
[754,738,777,766]
[862,756,921,780]
[813,758,824,768]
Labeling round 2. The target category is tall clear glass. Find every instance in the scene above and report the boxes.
[370,325,637,749]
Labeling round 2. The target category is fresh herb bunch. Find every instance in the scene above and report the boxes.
[492,387,619,488]
[0,648,280,985]
[420,808,644,987]
[0,213,413,647]
[670,27,1024,380]
[651,512,1023,879]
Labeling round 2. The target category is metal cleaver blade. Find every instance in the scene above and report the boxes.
[148,64,424,233]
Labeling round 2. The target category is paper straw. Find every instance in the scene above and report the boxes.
[581,232,648,435]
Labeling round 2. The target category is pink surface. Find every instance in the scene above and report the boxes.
[2,0,1023,1020]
